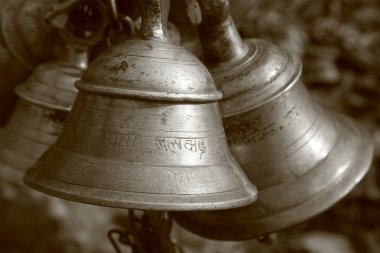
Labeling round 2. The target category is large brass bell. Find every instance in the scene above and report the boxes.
[171,0,374,240]
[0,46,86,184]
[25,0,257,211]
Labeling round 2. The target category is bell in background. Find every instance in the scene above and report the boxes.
[0,0,59,125]
[0,0,110,184]
[0,1,126,252]
[171,0,374,240]
[0,26,120,253]
[0,43,115,253]
[25,0,257,211]
[0,44,85,184]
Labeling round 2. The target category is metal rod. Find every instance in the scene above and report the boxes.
[196,0,248,64]
[139,0,171,41]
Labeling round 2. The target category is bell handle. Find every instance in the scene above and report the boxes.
[59,44,88,71]
[139,0,171,41]
[197,0,248,64]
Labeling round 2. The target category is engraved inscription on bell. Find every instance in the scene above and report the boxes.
[155,136,207,159]
[101,128,137,153]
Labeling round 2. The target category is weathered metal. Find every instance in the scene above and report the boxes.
[0,46,86,184]
[171,0,374,240]
[24,0,257,211]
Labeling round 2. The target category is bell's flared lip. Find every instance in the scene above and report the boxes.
[14,85,73,112]
[75,81,223,102]
[24,169,258,211]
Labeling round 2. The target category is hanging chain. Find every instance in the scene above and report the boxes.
[42,0,110,48]
[108,210,183,253]
[41,0,137,53]
[105,0,136,46]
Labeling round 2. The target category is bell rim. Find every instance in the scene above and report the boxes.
[24,169,258,211]
[171,114,374,240]
[14,87,73,112]
[75,81,223,102]
[14,61,82,112]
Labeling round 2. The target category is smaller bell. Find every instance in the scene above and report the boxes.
[171,0,374,240]
[1,0,63,69]
[0,46,86,184]
[0,0,108,184]
[0,0,109,126]
[24,0,257,211]
[0,0,108,69]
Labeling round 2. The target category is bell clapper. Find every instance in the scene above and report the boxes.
[108,210,183,253]
[257,233,279,246]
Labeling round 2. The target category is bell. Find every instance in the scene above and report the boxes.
[0,0,108,126]
[171,0,374,240]
[0,46,86,184]
[0,0,63,69]
[24,0,257,211]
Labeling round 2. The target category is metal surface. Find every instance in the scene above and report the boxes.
[0,0,62,69]
[0,47,85,184]
[171,0,374,240]
[24,0,257,211]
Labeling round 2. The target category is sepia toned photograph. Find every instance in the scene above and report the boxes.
[0,0,379,252]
